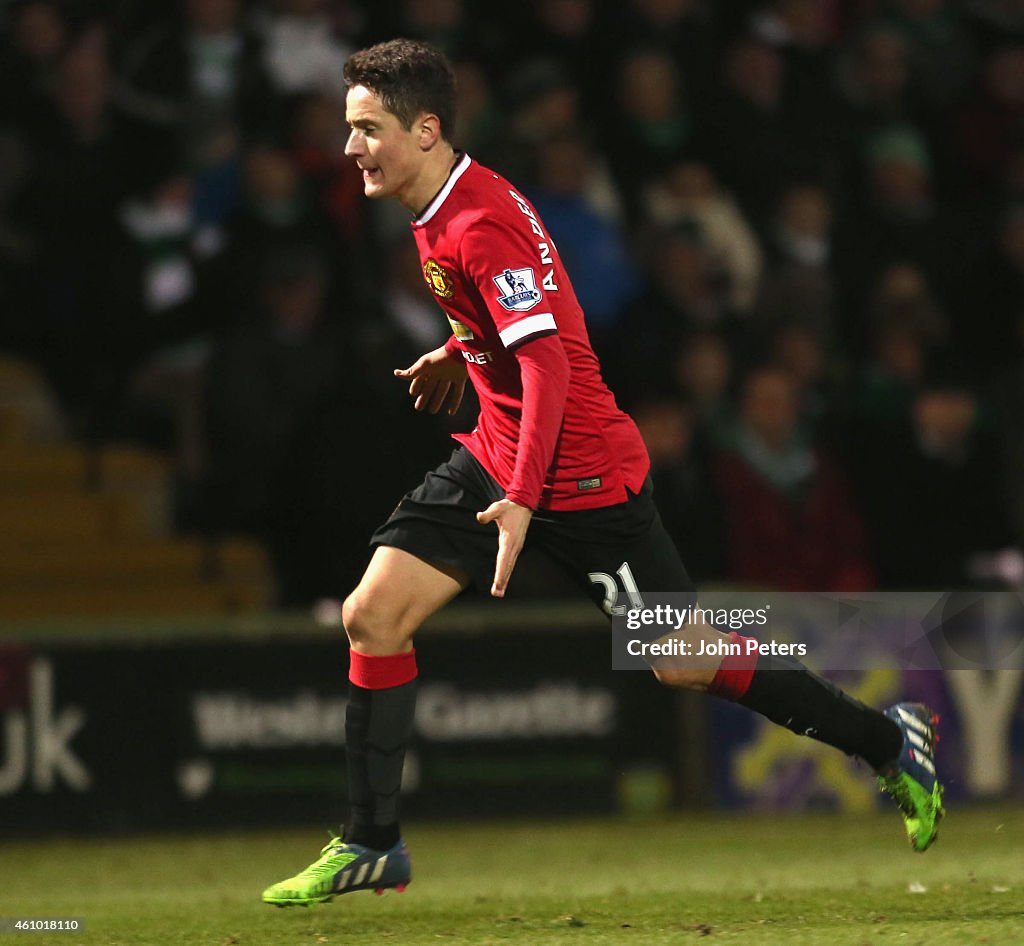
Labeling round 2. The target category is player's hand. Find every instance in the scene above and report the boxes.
[476,499,533,598]
[394,346,468,415]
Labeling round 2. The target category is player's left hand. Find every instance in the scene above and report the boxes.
[394,346,468,415]
[476,499,533,598]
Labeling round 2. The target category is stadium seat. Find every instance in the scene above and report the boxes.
[0,388,274,620]
[0,444,89,491]
[0,580,270,620]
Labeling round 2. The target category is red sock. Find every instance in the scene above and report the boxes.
[348,649,418,689]
[707,632,758,700]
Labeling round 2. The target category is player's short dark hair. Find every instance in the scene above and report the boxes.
[344,39,457,141]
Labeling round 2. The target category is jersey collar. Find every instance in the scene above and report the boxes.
[413,152,472,226]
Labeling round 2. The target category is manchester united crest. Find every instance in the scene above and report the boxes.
[423,258,455,299]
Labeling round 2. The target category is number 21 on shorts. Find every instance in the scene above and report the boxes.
[588,562,644,616]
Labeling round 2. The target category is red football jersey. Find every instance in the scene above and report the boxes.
[411,153,649,511]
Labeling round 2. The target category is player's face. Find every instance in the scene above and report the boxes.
[345,85,424,206]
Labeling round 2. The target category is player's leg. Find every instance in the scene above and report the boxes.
[564,482,941,847]
[672,624,943,850]
[262,547,467,907]
[537,481,924,796]
[625,510,943,850]
[263,447,503,906]
[341,546,467,852]
[334,448,504,866]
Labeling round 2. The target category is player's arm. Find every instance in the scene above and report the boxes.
[459,211,571,595]
[477,333,570,597]
[393,337,468,415]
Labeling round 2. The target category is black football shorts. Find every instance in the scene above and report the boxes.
[370,446,695,618]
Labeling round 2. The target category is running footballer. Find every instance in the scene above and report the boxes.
[261,39,944,907]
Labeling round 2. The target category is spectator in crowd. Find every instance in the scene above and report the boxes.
[114,0,282,228]
[837,24,925,134]
[388,0,467,57]
[480,58,584,188]
[209,144,337,316]
[110,164,234,471]
[846,307,931,431]
[966,0,1024,46]
[254,0,353,99]
[955,205,1024,373]
[607,46,696,221]
[954,43,1024,196]
[203,246,339,522]
[603,0,718,106]
[706,35,824,233]
[834,266,961,510]
[756,181,837,342]
[864,124,937,222]
[853,371,1013,588]
[646,220,736,334]
[201,245,351,599]
[0,0,69,132]
[749,0,835,52]
[832,262,947,456]
[350,238,469,490]
[289,90,367,247]
[522,0,603,114]
[645,159,763,316]
[24,25,137,435]
[834,19,956,198]
[749,0,842,142]
[848,260,949,367]
[113,169,210,336]
[633,394,728,582]
[876,0,974,110]
[768,321,834,433]
[614,219,736,392]
[835,124,958,328]
[672,328,734,438]
[714,365,876,591]
[450,58,501,157]
[527,131,640,354]
[357,238,453,396]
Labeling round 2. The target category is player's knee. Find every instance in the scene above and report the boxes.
[651,665,712,692]
[341,590,414,653]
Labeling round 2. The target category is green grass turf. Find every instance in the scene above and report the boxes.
[2,805,1022,946]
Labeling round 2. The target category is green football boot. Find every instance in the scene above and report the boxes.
[877,702,945,852]
[262,834,411,906]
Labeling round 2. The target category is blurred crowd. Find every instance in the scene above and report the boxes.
[1,0,1023,604]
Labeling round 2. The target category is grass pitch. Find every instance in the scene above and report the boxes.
[3,805,1022,945]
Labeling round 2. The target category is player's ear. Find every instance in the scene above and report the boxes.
[417,113,442,150]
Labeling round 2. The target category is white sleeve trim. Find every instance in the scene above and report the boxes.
[499,313,557,348]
